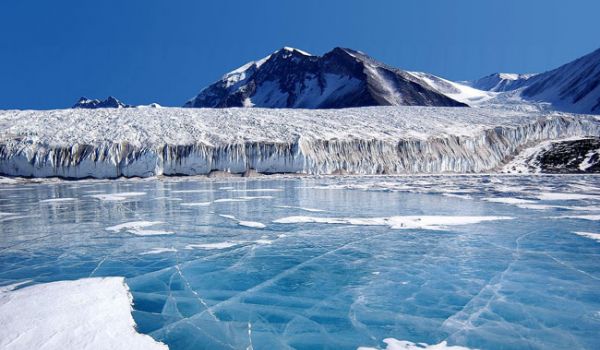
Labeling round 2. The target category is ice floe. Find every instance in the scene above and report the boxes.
[0,277,167,350]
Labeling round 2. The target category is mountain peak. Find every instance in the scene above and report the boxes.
[277,47,312,56]
[184,47,467,109]
[72,96,130,109]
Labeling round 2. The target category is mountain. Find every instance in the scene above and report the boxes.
[406,71,493,105]
[73,96,130,109]
[521,48,600,114]
[468,47,600,114]
[465,73,536,92]
[184,47,467,109]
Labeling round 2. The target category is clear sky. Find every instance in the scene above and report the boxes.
[1,0,599,109]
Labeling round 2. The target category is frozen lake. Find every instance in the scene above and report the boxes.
[1,175,599,349]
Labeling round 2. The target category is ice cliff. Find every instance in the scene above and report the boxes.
[0,107,598,178]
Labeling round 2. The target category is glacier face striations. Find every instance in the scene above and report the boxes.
[0,106,598,178]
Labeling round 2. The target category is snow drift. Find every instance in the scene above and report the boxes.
[0,106,598,178]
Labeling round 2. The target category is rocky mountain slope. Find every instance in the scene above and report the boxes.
[184,47,467,109]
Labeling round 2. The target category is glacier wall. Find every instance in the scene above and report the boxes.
[0,108,598,178]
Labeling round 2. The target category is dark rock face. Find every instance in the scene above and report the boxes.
[73,96,130,109]
[538,137,600,174]
[536,138,600,173]
[184,47,467,109]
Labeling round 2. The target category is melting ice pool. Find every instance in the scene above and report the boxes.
[0,175,599,350]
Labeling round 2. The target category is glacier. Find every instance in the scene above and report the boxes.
[0,106,599,179]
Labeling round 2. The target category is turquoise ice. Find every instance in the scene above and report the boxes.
[0,175,599,349]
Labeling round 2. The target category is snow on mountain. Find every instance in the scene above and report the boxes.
[73,96,131,109]
[521,48,600,114]
[465,73,537,92]
[467,47,600,114]
[407,71,494,105]
[1,106,598,178]
[184,47,467,109]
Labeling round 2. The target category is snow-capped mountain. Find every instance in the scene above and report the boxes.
[184,47,467,108]
[406,71,494,105]
[465,73,536,92]
[73,96,130,109]
[521,48,600,114]
[468,47,600,114]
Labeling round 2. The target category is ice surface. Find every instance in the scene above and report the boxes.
[0,175,599,350]
[106,221,175,236]
[272,215,512,230]
[1,106,599,178]
[0,277,167,350]
[359,338,474,350]
[573,232,600,242]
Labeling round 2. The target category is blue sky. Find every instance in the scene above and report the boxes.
[1,0,599,109]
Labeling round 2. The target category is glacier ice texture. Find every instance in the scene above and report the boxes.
[0,106,599,179]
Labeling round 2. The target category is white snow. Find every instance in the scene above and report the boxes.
[238,221,266,229]
[408,71,495,105]
[106,221,174,236]
[579,148,600,171]
[358,338,474,350]
[482,197,537,204]
[0,277,168,350]
[573,231,600,242]
[0,106,598,178]
[141,247,177,255]
[90,192,146,201]
[219,213,266,228]
[272,215,512,230]
[185,242,240,250]
[180,202,212,207]
[536,192,598,201]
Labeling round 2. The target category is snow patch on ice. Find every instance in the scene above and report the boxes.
[482,197,537,204]
[0,277,168,350]
[358,338,474,350]
[273,215,512,230]
[180,202,212,207]
[238,221,266,229]
[185,242,240,250]
[573,231,600,242]
[537,192,598,201]
[141,247,177,255]
[90,192,146,201]
[106,221,174,236]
